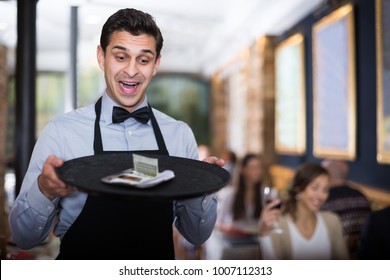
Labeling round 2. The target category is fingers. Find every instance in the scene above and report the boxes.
[265,198,281,210]
[47,154,64,168]
[203,156,225,167]
[38,155,75,200]
[259,201,282,236]
[44,154,64,178]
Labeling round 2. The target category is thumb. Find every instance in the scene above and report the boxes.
[47,155,64,168]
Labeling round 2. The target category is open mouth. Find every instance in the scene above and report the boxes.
[119,81,140,95]
[119,81,139,90]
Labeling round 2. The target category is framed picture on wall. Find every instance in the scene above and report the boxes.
[275,33,306,155]
[312,4,356,160]
[376,0,390,164]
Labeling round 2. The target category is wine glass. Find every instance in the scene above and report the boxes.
[262,185,283,234]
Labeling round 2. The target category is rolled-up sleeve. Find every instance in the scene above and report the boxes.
[9,180,59,250]
[8,122,61,250]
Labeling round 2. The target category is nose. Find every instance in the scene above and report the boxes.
[123,59,139,77]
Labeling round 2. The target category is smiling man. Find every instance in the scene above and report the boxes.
[98,31,160,111]
[9,8,223,260]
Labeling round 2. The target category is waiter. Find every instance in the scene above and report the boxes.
[9,8,224,260]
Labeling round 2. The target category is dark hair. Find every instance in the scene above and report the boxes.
[100,8,164,59]
[232,154,264,220]
[283,162,329,220]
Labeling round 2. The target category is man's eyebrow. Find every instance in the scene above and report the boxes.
[112,45,127,51]
[112,45,156,56]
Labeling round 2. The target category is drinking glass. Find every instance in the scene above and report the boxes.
[262,185,283,234]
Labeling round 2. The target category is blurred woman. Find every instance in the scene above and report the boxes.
[258,162,349,259]
[217,153,266,234]
[204,153,269,259]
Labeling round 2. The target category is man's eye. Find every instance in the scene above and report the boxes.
[116,56,125,61]
[139,58,150,64]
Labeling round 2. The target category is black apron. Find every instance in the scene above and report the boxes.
[57,97,174,260]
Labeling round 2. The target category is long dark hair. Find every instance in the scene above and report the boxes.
[283,162,329,221]
[232,154,264,220]
[100,8,164,59]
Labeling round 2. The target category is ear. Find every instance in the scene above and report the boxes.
[97,45,105,70]
[152,55,161,76]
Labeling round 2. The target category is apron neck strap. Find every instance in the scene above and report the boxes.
[94,97,104,154]
[147,103,169,155]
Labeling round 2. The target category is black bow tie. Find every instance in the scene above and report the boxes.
[112,106,150,124]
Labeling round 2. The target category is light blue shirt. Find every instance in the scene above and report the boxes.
[9,92,217,250]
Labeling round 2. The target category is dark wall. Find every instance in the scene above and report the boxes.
[277,0,390,191]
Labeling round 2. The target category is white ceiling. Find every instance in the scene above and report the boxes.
[0,0,324,78]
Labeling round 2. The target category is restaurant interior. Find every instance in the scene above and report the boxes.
[0,0,389,260]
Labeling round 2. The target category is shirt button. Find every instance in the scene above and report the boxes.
[201,219,205,224]
[38,226,43,230]
[127,130,132,136]
[47,205,52,210]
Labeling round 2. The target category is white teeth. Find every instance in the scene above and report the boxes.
[120,81,137,86]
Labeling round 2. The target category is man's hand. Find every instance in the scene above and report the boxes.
[38,155,76,200]
[202,156,225,167]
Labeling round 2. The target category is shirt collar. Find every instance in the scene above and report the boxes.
[101,91,150,126]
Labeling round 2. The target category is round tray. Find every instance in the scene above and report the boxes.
[56,152,231,200]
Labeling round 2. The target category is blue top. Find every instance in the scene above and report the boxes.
[9,92,217,250]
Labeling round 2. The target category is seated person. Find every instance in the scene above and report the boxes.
[204,154,268,259]
[320,159,371,258]
[258,162,349,259]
